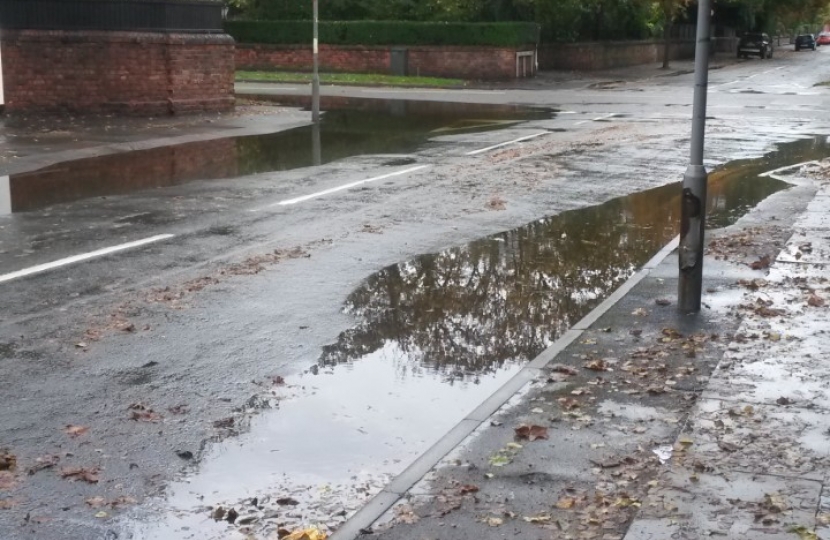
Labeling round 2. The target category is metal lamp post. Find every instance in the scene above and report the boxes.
[312,0,320,123]
[678,0,712,313]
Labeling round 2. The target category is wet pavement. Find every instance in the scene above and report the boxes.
[3,49,830,540]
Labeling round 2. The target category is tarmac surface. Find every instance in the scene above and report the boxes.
[3,51,830,540]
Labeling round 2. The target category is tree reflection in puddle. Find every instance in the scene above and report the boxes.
[321,173,789,378]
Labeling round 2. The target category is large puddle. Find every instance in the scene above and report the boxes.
[0,100,551,215]
[123,138,825,540]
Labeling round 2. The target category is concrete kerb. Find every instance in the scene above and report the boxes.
[328,233,684,540]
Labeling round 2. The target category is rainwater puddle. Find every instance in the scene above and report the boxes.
[1,100,552,215]
[127,139,821,539]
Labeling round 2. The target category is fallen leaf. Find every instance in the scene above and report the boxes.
[0,499,17,509]
[0,450,16,471]
[0,471,17,490]
[557,398,580,410]
[808,294,826,307]
[631,308,649,316]
[523,514,552,523]
[128,403,162,422]
[514,424,549,441]
[60,466,99,483]
[226,508,239,524]
[655,298,671,306]
[750,255,771,270]
[549,364,578,376]
[458,484,479,495]
[583,358,608,371]
[489,454,512,467]
[64,425,89,438]
[776,396,795,406]
[94,511,108,519]
[276,497,299,506]
[555,497,576,509]
[486,517,504,527]
[789,525,818,540]
[213,417,235,429]
[27,455,59,475]
[86,496,107,508]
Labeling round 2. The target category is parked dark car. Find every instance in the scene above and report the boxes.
[795,34,817,51]
[738,32,773,59]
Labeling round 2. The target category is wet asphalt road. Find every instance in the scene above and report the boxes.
[2,48,830,540]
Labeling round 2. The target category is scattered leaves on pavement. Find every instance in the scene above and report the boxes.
[750,255,772,270]
[282,526,327,540]
[0,450,16,471]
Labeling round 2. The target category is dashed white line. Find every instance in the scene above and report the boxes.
[575,113,618,125]
[0,234,175,284]
[268,165,430,207]
[465,132,548,156]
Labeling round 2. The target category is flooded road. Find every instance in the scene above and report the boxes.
[2,101,551,214]
[126,145,792,540]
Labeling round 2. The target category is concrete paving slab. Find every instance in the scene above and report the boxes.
[677,398,830,481]
[625,470,822,540]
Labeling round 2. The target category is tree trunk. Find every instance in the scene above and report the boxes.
[662,16,672,69]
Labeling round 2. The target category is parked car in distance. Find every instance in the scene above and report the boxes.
[795,34,817,51]
[817,32,830,45]
[738,32,773,58]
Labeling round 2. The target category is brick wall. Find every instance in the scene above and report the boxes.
[10,138,239,212]
[538,39,696,71]
[236,44,536,80]
[1,30,236,115]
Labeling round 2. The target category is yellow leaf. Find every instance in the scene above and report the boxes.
[678,436,694,447]
[487,517,504,527]
[789,526,818,540]
[556,497,576,509]
[283,527,327,540]
[523,515,552,523]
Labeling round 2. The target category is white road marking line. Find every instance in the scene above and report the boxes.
[760,160,820,180]
[269,165,430,207]
[0,234,175,284]
[465,132,547,156]
[574,113,618,125]
[360,88,505,95]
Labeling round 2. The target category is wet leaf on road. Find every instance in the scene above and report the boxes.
[555,496,576,509]
[514,424,548,441]
[789,525,818,540]
[486,516,504,527]
[655,298,671,306]
[64,425,89,438]
[60,466,99,483]
[776,396,795,406]
[549,364,578,376]
[0,471,17,490]
[226,508,239,523]
[584,358,609,371]
[631,308,648,316]
[458,484,479,495]
[213,417,235,429]
[807,294,826,307]
[750,255,771,270]
[128,403,162,422]
[28,455,60,475]
[557,397,580,410]
[276,497,300,506]
[0,498,17,509]
[86,496,107,508]
[0,450,16,471]
[282,526,327,540]
[523,514,552,523]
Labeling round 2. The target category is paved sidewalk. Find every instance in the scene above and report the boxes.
[324,161,829,540]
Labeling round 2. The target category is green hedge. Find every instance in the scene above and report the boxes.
[225,20,540,47]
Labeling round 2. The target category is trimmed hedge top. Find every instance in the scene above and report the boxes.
[225,20,540,47]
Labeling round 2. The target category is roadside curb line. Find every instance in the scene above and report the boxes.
[329,235,681,540]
